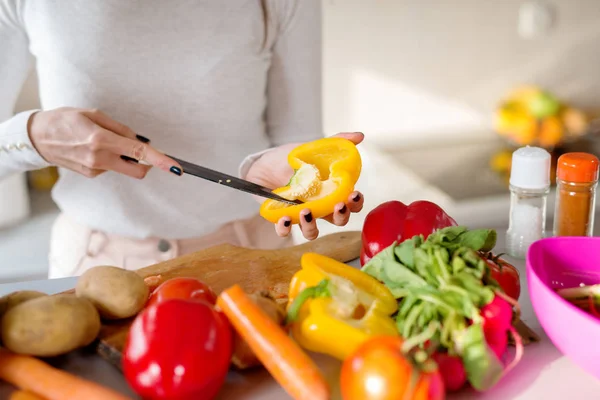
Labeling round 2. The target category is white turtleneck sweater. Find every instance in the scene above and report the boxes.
[0,0,322,239]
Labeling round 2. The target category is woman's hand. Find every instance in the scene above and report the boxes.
[246,132,365,240]
[28,107,182,179]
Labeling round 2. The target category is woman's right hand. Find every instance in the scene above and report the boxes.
[28,107,182,179]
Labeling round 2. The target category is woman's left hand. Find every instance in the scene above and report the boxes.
[245,132,365,240]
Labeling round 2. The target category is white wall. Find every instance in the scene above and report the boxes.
[16,1,600,148]
[322,0,600,148]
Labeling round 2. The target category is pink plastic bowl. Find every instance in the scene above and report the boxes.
[527,236,600,380]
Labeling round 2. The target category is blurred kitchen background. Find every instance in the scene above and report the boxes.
[2,0,600,283]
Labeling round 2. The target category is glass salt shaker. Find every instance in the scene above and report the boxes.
[506,146,551,259]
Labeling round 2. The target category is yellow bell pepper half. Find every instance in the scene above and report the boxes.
[259,137,362,224]
[286,253,398,361]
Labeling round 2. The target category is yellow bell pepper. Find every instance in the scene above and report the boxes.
[259,137,362,224]
[286,253,398,361]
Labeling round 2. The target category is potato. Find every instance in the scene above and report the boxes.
[231,291,286,369]
[1,294,101,357]
[0,290,47,318]
[75,265,149,320]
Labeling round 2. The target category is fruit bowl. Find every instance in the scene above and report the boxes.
[494,86,591,149]
[527,237,600,380]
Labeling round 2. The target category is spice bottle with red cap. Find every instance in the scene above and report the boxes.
[553,152,599,237]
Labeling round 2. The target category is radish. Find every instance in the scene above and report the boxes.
[481,295,513,333]
[481,295,513,360]
[486,331,508,361]
[432,352,467,392]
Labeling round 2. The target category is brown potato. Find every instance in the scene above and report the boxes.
[1,294,101,357]
[231,291,286,369]
[75,265,149,320]
[0,290,47,318]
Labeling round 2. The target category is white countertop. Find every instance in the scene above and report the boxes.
[0,229,599,400]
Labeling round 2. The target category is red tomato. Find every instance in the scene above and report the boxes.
[484,255,521,300]
[123,299,233,400]
[147,277,217,308]
[340,337,445,400]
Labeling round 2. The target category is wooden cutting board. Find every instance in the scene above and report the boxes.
[91,231,362,370]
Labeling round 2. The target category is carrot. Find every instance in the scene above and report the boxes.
[9,391,45,400]
[0,350,131,400]
[217,285,330,400]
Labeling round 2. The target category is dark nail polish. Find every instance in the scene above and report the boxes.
[136,134,150,143]
[304,212,313,223]
[120,155,139,163]
[352,194,361,202]
[339,205,347,214]
[170,166,182,176]
[283,219,291,227]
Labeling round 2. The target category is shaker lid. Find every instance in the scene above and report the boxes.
[557,152,599,183]
[509,146,551,189]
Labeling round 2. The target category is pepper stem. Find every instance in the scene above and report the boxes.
[285,279,331,325]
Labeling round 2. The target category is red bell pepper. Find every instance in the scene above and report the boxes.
[360,200,458,265]
[123,298,233,400]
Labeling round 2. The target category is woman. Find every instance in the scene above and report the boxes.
[0,1,364,278]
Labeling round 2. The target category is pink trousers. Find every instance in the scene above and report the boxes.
[48,212,292,279]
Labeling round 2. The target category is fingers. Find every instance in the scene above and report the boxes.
[274,212,318,240]
[299,209,319,240]
[347,191,364,213]
[85,109,139,141]
[92,129,182,175]
[274,211,318,240]
[322,191,364,226]
[332,132,364,145]
[275,192,362,238]
[328,202,350,226]
[84,109,180,175]
[78,165,104,179]
[130,140,182,175]
[113,156,152,179]
[275,217,292,237]
[76,145,151,179]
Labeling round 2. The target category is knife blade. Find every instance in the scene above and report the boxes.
[168,155,303,206]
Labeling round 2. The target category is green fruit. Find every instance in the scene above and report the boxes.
[529,92,560,118]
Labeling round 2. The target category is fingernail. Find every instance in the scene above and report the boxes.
[283,219,291,227]
[136,134,150,143]
[339,205,347,214]
[352,194,361,202]
[120,155,139,163]
[304,212,313,223]
[170,166,182,176]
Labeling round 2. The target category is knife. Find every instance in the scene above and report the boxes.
[168,155,303,205]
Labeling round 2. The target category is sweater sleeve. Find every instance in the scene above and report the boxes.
[0,0,49,180]
[239,0,322,179]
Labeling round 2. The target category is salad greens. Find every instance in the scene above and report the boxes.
[361,226,514,391]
